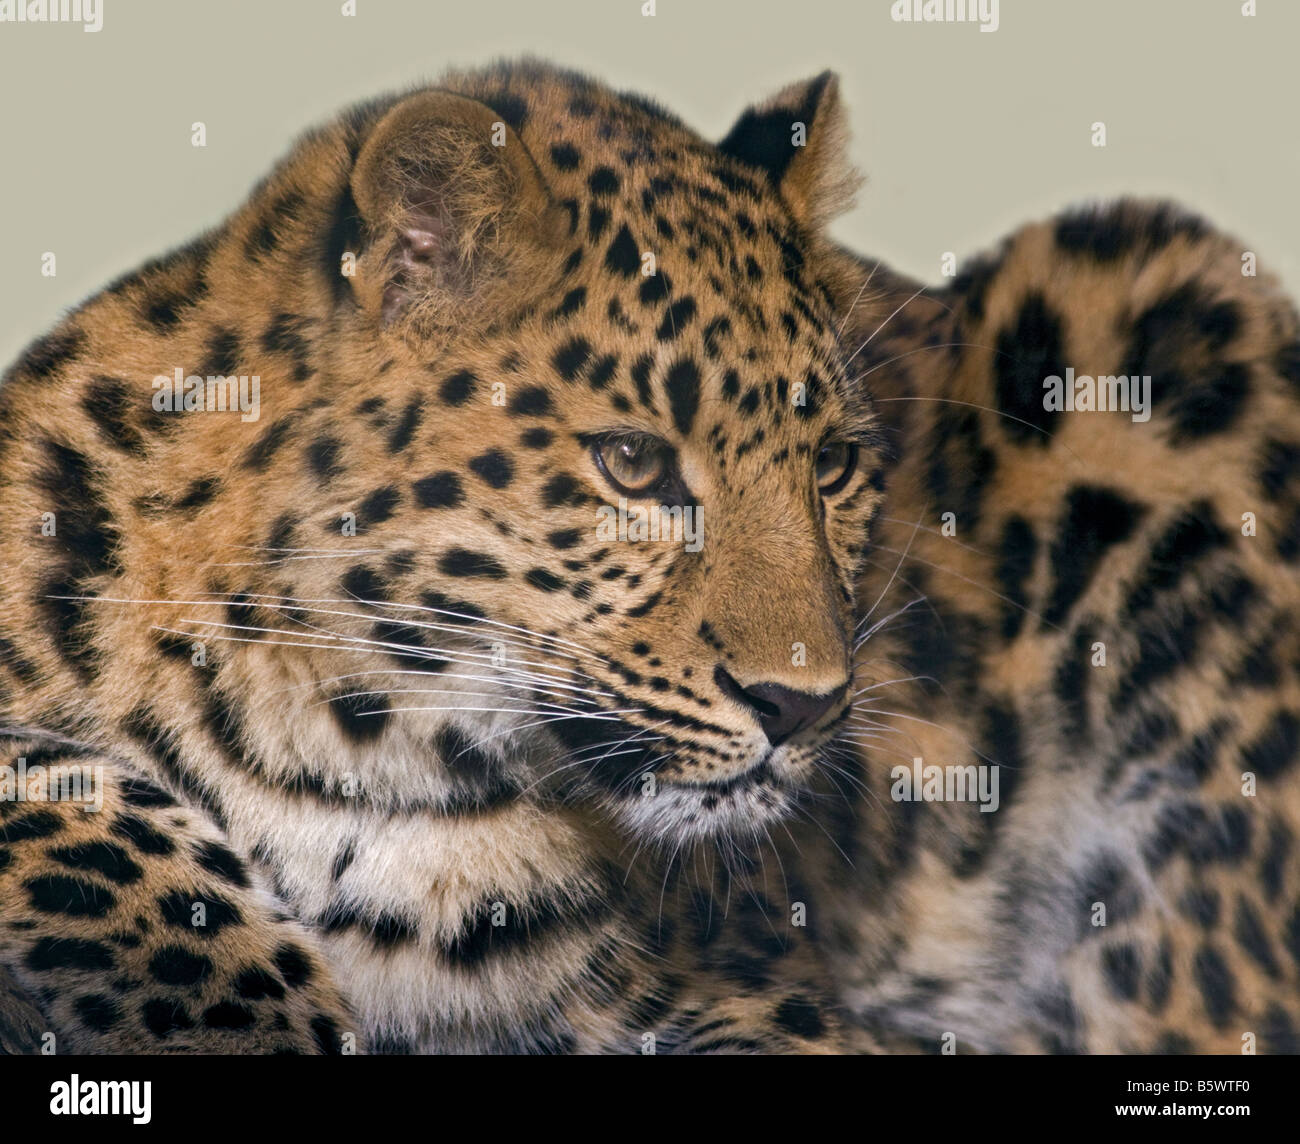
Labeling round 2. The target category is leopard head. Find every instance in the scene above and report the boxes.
[211,63,888,850]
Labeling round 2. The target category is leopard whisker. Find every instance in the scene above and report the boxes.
[305,687,602,718]
[246,594,605,664]
[568,720,668,784]
[211,553,390,567]
[834,735,922,768]
[165,617,586,689]
[859,512,926,630]
[305,686,605,719]
[853,597,928,651]
[96,588,605,664]
[458,700,651,754]
[877,515,996,559]
[848,705,997,767]
[272,668,612,704]
[354,704,635,726]
[224,544,389,554]
[871,543,1064,634]
[850,674,929,699]
[789,800,856,870]
[870,392,1087,469]
[842,285,932,369]
[835,259,882,336]
[858,556,948,633]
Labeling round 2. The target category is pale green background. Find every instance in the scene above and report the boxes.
[2,0,1296,365]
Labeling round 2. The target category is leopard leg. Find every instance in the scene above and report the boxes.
[0,733,359,1053]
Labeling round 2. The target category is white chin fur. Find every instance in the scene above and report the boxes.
[606,772,796,849]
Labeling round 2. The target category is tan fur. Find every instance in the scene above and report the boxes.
[2,60,1295,1056]
[809,205,1300,1052]
[0,60,873,1054]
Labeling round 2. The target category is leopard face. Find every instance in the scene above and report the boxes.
[307,67,888,848]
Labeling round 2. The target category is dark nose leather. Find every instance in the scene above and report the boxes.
[714,667,846,746]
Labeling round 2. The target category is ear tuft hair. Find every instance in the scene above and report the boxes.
[718,72,862,230]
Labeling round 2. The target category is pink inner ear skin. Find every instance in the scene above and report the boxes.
[382,224,449,323]
[403,227,440,260]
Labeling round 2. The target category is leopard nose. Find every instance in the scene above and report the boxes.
[713,667,847,746]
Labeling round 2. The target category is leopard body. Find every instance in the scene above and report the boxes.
[1,60,1297,1055]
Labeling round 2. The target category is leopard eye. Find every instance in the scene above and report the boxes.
[816,441,857,496]
[593,434,672,496]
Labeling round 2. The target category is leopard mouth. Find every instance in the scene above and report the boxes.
[536,678,830,846]
[664,753,780,799]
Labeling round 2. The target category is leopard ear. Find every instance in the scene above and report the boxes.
[718,72,862,230]
[351,90,568,327]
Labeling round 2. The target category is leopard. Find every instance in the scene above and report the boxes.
[0,57,1297,1056]
[0,59,881,1055]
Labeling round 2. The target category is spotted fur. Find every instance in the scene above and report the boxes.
[0,60,878,1054]
[2,59,1297,1056]
[813,202,1300,1053]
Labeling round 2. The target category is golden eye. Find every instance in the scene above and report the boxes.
[816,441,857,495]
[593,434,672,496]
